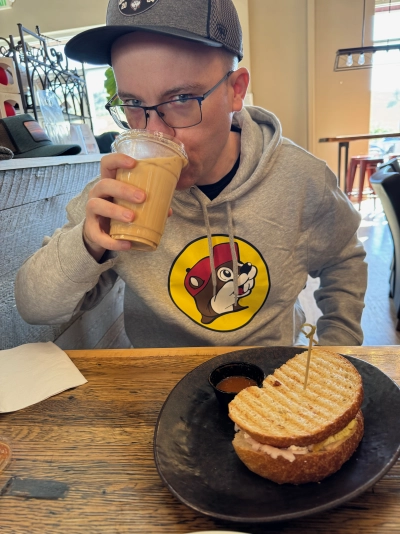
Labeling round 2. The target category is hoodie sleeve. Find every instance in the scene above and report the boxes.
[308,166,367,346]
[14,178,119,325]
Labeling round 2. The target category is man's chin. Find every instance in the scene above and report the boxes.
[175,169,197,190]
[175,180,190,191]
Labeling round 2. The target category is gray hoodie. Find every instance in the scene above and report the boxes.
[15,106,367,347]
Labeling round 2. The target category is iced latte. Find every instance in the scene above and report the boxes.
[109,130,188,251]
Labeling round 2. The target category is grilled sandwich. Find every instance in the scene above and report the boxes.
[229,349,364,484]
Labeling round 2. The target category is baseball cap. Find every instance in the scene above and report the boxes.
[0,114,82,159]
[65,0,243,66]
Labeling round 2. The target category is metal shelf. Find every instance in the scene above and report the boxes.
[0,24,92,129]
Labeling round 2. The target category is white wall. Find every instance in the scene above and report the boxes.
[247,0,374,176]
[248,0,309,149]
[0,0,108,37]
[314,0,374,172]
[232,0,252,93]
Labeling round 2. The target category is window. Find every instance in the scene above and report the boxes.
[84,65,121,135]
[369,1,400,156]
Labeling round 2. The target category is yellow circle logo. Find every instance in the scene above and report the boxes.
[168,235,270,332]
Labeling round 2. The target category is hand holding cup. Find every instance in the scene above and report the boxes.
[83,152,146,260]
[109,130,188,252]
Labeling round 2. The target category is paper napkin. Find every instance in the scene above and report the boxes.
[0,342,87,413]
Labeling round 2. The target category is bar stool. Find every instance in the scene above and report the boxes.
[346,155,384,206]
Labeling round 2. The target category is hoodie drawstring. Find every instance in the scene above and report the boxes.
[200,200,218,299]
[227,201,238,306]
[194,189,238,306]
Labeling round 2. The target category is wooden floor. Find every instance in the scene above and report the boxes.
[300,197,400,345]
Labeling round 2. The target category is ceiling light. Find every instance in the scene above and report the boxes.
[358,53,366,65]
[334,0,400,71]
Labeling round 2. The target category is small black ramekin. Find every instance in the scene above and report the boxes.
[208,361,265,410]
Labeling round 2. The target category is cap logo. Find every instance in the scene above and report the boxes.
[118,0,160,16]
[216,24,228,41]
[23,121,51,143]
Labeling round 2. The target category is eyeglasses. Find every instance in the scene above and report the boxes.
[105,71,233,130]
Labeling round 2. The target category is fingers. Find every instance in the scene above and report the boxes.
[100,153,136,179]
[92,153,145,203]
[85,195,137,252]
[84,203,133,253]
[83,221,131,262]
[84,218,132,254]
[84,154,144,256]
[87,197,134,223]
[88,177,145,203]
[86,179,145,249]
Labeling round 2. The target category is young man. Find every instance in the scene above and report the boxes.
[15,0,367,347]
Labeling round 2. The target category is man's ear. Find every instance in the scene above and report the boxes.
[231,67,250,112]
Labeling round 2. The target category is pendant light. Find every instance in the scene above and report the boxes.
[334,0,400,71]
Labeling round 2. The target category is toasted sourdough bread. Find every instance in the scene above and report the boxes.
[228,349,364,448]
[232,410,364,484]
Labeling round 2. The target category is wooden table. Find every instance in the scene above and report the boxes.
[318,132,400,193]
[0,346,399,534]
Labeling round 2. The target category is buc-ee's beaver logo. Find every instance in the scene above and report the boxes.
[169,236,270,332]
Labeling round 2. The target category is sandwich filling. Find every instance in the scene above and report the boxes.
[237,418,358,462]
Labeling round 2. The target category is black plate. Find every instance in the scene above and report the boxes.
[153,347,400,523]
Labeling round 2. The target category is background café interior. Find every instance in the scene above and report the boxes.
[1,0,400,350]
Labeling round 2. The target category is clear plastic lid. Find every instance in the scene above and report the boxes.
[111,129,188,163]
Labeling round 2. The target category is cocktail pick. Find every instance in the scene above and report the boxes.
[301,323,317,390]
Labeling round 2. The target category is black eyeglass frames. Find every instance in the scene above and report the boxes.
[105,70,233,130]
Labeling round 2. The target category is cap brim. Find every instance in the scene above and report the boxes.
[65,25,222,65]
[14,144,82,159]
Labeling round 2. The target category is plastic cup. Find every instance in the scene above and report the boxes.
[109,130,188,251]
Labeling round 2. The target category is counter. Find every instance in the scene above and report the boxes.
[0,154,127,350]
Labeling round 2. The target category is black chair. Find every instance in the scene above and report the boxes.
[370,157,400,329]
[94,131,119,153]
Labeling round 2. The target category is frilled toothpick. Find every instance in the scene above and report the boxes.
[301,323,317,390]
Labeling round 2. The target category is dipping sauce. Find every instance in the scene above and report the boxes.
[216,376,257,393]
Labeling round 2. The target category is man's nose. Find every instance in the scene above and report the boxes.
[145,110,174,135]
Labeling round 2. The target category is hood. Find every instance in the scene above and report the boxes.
[173,105,283,209]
